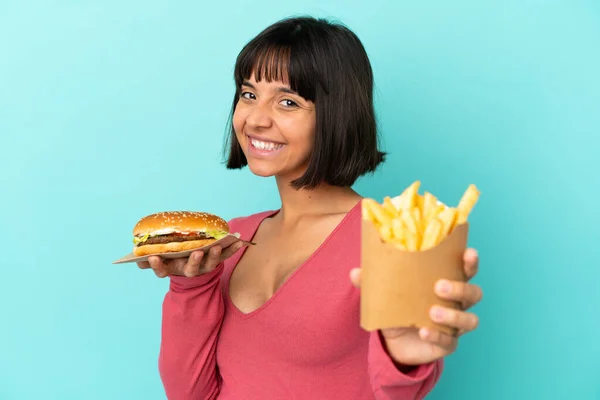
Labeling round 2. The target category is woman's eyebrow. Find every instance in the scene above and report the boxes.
[241,80,298,95]
[276,87,297,95]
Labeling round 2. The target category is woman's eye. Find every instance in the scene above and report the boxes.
[280,99,298,107]
[241,91,255,100]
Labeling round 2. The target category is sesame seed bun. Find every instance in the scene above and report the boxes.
[133,211,229,236]
[132,211,229,256]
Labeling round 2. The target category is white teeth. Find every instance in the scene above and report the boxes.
[251,138,283,151]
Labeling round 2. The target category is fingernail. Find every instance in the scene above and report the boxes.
[212,247,221,255]
[430,306,445,321]
[436,280,451,294]
[193,253,202,261]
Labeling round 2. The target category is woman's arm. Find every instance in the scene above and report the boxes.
[158,264,225,400]
[368,331,443,400]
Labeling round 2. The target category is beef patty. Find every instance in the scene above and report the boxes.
[137,233,209,246]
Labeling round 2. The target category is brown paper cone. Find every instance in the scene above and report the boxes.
[360,219,468,336]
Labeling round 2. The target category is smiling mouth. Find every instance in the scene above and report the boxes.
[248,136,285,151]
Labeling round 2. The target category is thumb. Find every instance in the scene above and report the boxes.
[349,268,361,288]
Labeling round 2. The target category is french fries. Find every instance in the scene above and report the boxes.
[362,181,480,251]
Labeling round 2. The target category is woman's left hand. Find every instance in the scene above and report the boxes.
[350,248,483,367]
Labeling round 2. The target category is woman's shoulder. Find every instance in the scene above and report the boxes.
[226,209,278,237]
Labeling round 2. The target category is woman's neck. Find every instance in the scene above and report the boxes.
[274,175,362,225]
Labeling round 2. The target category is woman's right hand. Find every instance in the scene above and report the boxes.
[136,241,246,278]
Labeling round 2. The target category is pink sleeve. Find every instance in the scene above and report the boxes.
[368,331,443,400]
[158,263,225,400]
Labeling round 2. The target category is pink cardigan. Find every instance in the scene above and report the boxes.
[158,203,442,399]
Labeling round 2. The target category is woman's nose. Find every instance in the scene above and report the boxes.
[245,103,273,129]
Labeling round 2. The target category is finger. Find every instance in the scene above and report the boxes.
[148,256,165,270]
[435,280,483,309]
[430,306,479,332]
[203,246,222,272]
[419,328,457,353]
[221,240,245,259]
[463,248,479,280]
[136,261,151,270]
[148,256,168,278]
[183,251,204,277]
[349,268,361,288]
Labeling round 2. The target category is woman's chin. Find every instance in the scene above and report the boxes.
[246,163,278,178]
[245,158,308,182]
[246,164,304,182]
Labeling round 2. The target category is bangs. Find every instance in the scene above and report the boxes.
[234,39,324,102]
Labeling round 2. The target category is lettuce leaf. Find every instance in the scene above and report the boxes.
[133,233,150,245]
[206,229,228,240]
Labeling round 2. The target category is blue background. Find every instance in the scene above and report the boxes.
[1,1,599,399]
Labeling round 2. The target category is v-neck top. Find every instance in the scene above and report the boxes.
[158,204,442,400]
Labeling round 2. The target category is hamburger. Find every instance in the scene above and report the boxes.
[132,211,230,256]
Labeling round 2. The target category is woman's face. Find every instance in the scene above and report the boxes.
[232,73,316,181]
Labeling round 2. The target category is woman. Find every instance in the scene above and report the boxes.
[138,16,483,400]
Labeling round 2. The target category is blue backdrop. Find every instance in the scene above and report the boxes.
[1,1,598,399]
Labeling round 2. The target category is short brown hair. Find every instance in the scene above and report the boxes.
[224,16,386,189]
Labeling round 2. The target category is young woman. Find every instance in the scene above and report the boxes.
[137,16,483,400]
